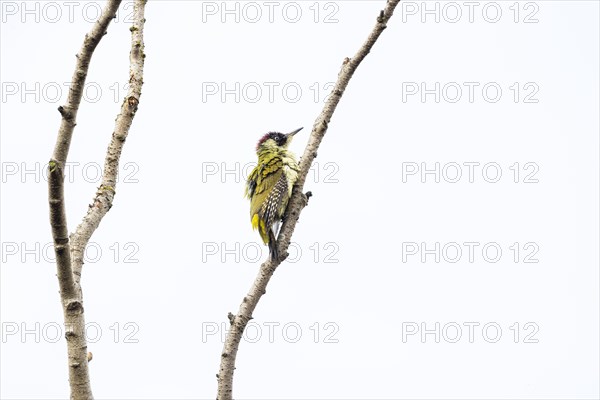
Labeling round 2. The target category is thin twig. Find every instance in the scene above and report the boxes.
[47,1,146,398]
[216,1,401,398]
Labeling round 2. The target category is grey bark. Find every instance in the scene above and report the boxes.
[216,1,401,399]
[47,1,146,399]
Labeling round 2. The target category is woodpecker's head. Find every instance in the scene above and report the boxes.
[256,127,303,153]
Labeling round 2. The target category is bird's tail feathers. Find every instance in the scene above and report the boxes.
[268,229,278,261]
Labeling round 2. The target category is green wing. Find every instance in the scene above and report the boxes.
[246,154,284,220]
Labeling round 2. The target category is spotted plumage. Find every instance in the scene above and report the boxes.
[245,128,302,260]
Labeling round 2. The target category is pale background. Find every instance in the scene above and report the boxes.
[1,1,599,399]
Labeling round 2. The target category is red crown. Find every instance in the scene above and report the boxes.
[256,132,276,151]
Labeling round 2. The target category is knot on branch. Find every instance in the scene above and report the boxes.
[54,244,68,256]
[127,95,139,109]
[235,314,253,330]
[57,106,73,121]
[66,300,84,314]
[65,329,77,339]
[227,312,235,324]
[303,191,313,207]
[55,236,69,245]
[114,131,127,142]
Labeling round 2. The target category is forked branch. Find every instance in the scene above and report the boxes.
[47,1,146,398]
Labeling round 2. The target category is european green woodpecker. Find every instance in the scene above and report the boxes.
[245,128,303,260]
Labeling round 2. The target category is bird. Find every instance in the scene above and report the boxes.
[245,127,303,260]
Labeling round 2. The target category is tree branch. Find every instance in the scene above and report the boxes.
[47,0,146,398]
[216,1,400,398]
[71,0,147,283]
[48,2,121,398]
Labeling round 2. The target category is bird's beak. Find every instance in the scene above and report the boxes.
[287,127,303,137]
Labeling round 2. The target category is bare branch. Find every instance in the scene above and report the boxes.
[50,1,123,166]
[47,0,147,398]
[216,1,401,398]
[71,0,147,283]
[48,2,121,398]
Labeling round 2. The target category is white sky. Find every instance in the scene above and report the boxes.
[1,1,599,399]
